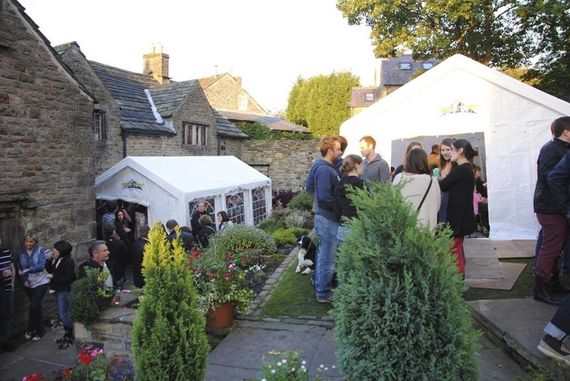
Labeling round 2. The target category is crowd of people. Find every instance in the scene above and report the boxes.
[306,134,483,303]
[0,199,237,353]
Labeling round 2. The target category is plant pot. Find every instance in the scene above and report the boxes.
[207,302,234,329]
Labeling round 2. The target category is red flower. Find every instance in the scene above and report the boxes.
[223,272,231,280]
[208,272,216,280]
[78,351,93,366]
[225,252,234,261]
[61,368,73,379]
[23,373,45,381]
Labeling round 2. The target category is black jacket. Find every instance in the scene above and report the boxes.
[196,225,216,248]
[45,255,76,292]
[167,230,194,251]
[534,138,570,214]
[78,259,105,278]
[547,150,570,215]
[131,237,148,288]
[191,211,207,235]
[439,163,476,237]
[334,175,366,222]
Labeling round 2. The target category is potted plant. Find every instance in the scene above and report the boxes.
[190,248,255,328]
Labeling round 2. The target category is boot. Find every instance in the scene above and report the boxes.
[58,326,74,350]
[534,277,565,306]
[549,263,570,294]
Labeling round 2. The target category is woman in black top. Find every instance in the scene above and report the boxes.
[439,139,477,275]
[334,154,366,242]
[45,240,76,349]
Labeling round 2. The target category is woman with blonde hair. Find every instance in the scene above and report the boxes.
[18,233,50,341]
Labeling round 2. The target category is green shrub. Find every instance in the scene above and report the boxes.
[70,268,113,326]
[132,225,209,380]
[236,122,312,140]
[287,191,313,212]
[207,224,277,262]
[332,184,479,380]
[258,218,286,234]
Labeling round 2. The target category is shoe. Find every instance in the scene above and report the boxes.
[317,297,333,304]
[534,277,565,306]
[31,335,41,342]
[24,331,33,340]
[58,336,73,350]
[538,335,570,365]
[55,335,66,344]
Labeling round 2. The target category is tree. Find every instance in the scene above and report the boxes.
[519,0,570,101]
[286,72,359,137]
[132,224,209,380]
[336,0,532,67]
[332,184,479,380]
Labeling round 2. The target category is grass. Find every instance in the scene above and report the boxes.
[261,260,332,318]
[464,258,534,301]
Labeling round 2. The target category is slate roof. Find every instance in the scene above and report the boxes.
[381,54,439,87]
[351,87,381,108]
[219,110,310,133]
[89,61,174,135]
[212,110,249,139]
[148,80,198,118]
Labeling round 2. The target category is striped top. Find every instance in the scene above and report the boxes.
[0,247,13,291]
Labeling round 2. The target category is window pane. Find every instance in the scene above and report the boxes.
[252,188,267,225]
[225,193,245,224]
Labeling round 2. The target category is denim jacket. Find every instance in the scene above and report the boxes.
[18,245,50,288]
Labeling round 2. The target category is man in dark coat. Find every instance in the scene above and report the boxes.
[190,201,208,237]
[78,241,113,290]
[166,219,194,252]
[533,116,570,305]
[131,225,150,288]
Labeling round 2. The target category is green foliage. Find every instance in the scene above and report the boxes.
[70,269,113,326]
[332,183,479,380]
[286,72,359,137]
[271,227,307,247]
[132,225,209,381]
[287,191,313,212]
[336,0,530,67]
[236,122,312,140]
[258,218,286,234]
[255,351,312,381]
[206,224,277,262]
[191,250,255,314]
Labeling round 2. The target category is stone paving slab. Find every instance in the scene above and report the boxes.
[468,298,569,381]
[466,262,526,290]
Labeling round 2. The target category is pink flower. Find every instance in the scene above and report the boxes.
[223,272,231,280]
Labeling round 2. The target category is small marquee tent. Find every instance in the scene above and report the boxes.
[340,54,570,240]
[95,156,272,228]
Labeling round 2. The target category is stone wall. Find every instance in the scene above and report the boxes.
[57,44,123,175]
[0,1,97,336]
[240,139,320,192]
[204,74,266,114]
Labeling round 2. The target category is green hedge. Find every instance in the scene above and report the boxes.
[332,183,479,380]
[206,224,277,263]
[236,122,312,140]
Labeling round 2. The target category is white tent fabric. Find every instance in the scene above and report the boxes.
[340,54,570,240]
[95,156,272,227]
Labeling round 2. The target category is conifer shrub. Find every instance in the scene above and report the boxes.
[287,191,313,212]
[206,224,277,262]
[332,184,479,381]
[70,268,113,326]
[132,225,209,381]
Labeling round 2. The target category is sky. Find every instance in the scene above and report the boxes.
[19,0,380,113]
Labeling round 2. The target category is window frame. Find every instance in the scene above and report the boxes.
[92,110,107,142]
[182,122,209,146]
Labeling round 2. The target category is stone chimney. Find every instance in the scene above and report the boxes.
[143,45,170,84]
[235,76,242,88]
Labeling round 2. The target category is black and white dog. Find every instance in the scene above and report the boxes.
[296,235,316,275]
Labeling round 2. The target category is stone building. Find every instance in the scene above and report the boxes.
[1,0,97,334]
[56,43,249,175]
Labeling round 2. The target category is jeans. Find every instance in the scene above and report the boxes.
[536,213,567,281]
[535,229,570,275]
[25,283,49,336]
[336,225,351,243]
[544,295,570,340]
[314,214,338,300]
[0,288,14,343]
[55,291,72,328]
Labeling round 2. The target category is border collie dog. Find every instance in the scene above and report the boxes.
[296,235,316,275]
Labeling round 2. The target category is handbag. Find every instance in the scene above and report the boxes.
[417,176,433,212]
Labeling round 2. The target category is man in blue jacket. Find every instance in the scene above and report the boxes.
[311,136,342,303]
[534,116,570,305]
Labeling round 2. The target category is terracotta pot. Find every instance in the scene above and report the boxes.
[207,302,234,328]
